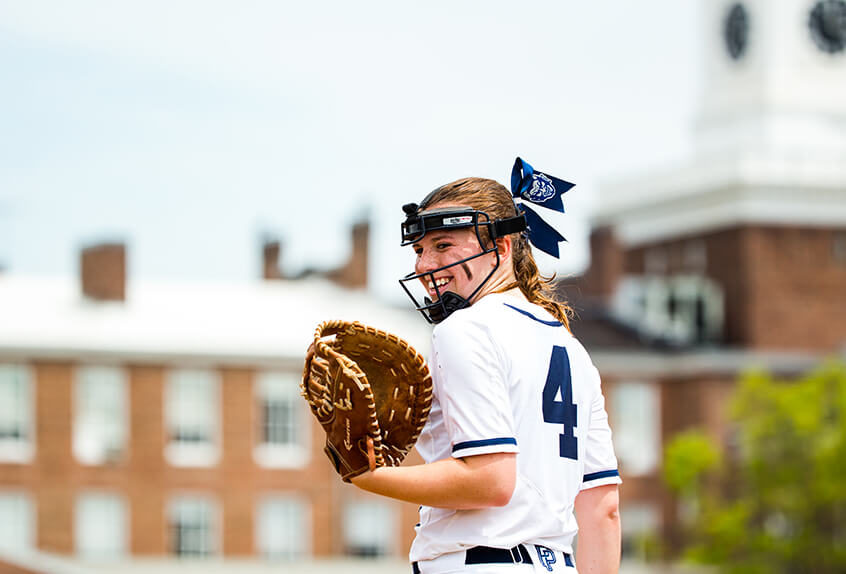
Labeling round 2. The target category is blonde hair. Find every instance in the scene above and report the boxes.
[420,177,572,330]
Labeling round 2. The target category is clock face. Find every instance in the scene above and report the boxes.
[809,0,846,54]
[724,3,749,60]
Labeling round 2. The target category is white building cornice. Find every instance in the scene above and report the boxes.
[0,276,431,364]
[595,0,846,246]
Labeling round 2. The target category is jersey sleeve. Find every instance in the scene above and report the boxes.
[431,314,519,459]
[580,366,622,490]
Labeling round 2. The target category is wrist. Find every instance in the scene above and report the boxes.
[349,467,381,491]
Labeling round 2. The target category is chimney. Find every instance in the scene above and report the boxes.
[263,240,284,280]
[80,243,126,301]
[326,220,369,289]
[580,227,623,301]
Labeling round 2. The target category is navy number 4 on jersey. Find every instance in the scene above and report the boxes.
[542,346,578,460]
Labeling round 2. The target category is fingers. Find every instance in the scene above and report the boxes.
[366,436,377,472]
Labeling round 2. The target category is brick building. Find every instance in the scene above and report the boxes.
[2,1,846,570]
[563,0,846,558]
[0,232,431,571]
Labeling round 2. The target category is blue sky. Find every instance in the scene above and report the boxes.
[0,1,701,302]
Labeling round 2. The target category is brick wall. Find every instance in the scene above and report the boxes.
[624,225,846,351]
[580,227,624,301]
[34,362,74,553]
[128,365,166,554]
[0,360,420,560]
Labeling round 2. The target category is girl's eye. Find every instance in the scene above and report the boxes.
[436,242,451,250]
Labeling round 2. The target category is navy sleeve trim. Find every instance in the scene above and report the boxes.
[583,469,620,482]
[503,303,562,327]
[452,437,518,452]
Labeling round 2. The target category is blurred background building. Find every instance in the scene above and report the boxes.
[1,0,845,572]
[565,0,846,561]
[0,230,431,572]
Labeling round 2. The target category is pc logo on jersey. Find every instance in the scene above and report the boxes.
[535,545,556,572]
[524,173,556,203]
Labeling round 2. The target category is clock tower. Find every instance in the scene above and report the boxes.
[698,0,846,163]
[586,0,846,351]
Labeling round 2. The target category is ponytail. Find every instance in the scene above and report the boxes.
[511,237,572,332]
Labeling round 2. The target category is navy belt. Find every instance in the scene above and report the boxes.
[466,545,533,565]
[412,544,534,573]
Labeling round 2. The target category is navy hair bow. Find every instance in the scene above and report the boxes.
[510,157,575,258]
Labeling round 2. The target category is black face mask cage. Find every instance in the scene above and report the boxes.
[399,241,502,324]
[398,208,507,324]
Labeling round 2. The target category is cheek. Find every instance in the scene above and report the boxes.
[414,251,439,274]
[453,243,482,261]
[461,258,487,281]
[414,239,485,276]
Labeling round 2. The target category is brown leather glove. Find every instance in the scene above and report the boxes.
[301,320,432,481]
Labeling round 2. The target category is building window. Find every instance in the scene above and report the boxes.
[612,382,661,476]
[168,496,217,558]
[343,499,397,557]
[256,495,310,560]
[641,278,671,338]
[74,366,127,465]
[254,372,310,468]
[165,369,220,467]
[75,492,127,559]
[666,276,724,345]
[620,503,661,562]
[0,364,33,463]
[0,492,34,553]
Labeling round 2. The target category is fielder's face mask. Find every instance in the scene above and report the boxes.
[398,158,576,324]
[398,202,526,324]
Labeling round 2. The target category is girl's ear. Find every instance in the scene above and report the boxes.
[495,235,513,263]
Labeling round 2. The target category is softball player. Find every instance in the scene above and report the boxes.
[352,160,621,574]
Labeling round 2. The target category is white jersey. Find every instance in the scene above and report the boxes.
[410,293,621,563]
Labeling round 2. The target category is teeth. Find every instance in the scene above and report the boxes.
[426,277,450,290]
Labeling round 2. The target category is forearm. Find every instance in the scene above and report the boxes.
[351,453,516,509]
[574,485,621,574]
[575,515,621,574]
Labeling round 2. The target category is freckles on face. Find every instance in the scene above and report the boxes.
[412,229,490,301]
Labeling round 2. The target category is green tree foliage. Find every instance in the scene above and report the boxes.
[663,430,721,495]
[663,363,846,574]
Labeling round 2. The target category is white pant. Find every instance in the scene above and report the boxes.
[413,544,577,574]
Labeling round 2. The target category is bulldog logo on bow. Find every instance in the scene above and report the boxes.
[524,173,556,203]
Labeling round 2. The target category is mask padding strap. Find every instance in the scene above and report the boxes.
[490,214,527,239]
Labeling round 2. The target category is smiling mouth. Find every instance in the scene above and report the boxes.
[425,276,452,298]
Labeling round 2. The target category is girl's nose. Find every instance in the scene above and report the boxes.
[415,250,437,275]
